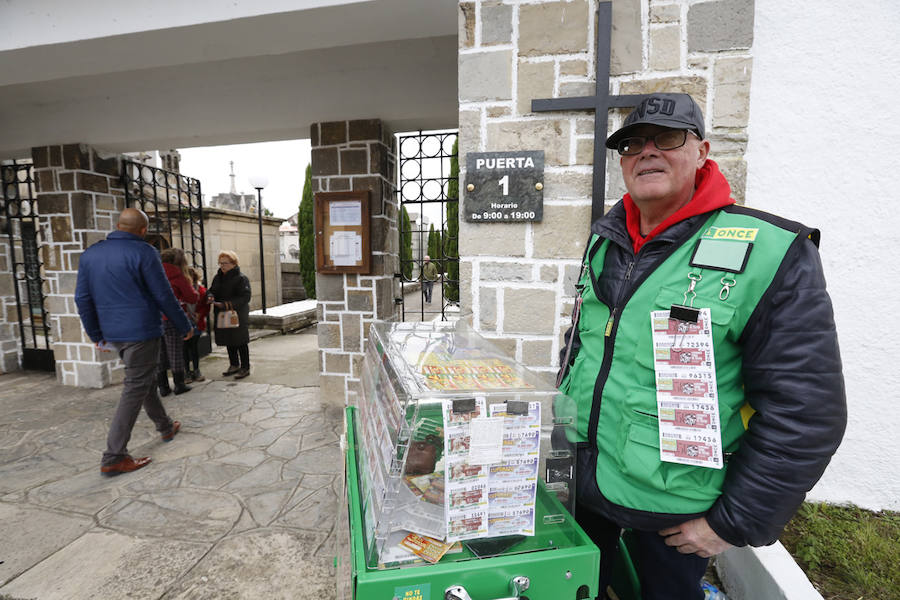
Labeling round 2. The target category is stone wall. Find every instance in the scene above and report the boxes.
[310,119,397,405]
[458,0,754,379]
[31,143,127,387]
[280,262,308,302]
[201,206,283,312]
[0,210,20,373]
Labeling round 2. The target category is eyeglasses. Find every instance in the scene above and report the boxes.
[218,261,233,266]
[616,129,698,156]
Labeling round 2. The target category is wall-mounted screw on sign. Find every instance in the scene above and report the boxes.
[464,151,544,222]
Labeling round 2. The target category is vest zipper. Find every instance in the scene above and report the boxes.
[604,262,634,336]
[587,218,712,452]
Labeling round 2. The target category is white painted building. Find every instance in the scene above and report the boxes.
[280,212,300,262]
[744,0,900,511]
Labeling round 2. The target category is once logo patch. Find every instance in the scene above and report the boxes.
[701,227,759,242]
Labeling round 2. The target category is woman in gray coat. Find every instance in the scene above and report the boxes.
[207,250,252,378]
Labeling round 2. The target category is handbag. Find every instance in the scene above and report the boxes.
[216,301,240,329]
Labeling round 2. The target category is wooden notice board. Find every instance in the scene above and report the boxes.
[315,190,371,274]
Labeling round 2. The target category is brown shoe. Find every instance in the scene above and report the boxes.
[161,421,181,442]
[222,365,241,376]
[101,455,151,477]
[233,368,250,379]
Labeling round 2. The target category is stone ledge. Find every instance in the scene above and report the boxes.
[716,541,823,600]
[248,300,317,334]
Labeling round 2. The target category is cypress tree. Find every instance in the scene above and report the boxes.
[427,224,437,260]
[298,164,316,298]
[400,206,413,280]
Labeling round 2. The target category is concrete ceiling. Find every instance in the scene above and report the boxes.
[0,0,458,159]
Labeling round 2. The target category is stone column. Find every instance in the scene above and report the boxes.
[310,119,397,405]
[32,143,126,387]
[457,0,754,380]
[0,221,18,372]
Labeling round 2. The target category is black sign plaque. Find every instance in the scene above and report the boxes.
[464,151,544,223]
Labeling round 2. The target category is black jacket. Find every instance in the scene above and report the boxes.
[208,267,252,347]
[561,202,847,547]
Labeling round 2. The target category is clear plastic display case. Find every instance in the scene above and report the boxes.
[353,320,579,569]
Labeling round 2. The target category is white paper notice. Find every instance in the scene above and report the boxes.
[330,231,362,266]
[468,417,504,465]
[330,200,362,226]
[651,308,724,469]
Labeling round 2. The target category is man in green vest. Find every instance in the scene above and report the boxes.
[557,93,846,599]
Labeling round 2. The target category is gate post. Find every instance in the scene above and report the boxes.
[0,236,18,372]
[32,143,127,387]
[310,119,397,405]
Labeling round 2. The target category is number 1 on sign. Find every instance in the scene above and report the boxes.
[498,175,509,196]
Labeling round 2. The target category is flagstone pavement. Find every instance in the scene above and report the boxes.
[0,329,344,600]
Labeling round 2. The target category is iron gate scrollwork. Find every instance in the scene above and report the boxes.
[396,130,459,321]
[123,160,207,282]
[1,161,54,371]
[123,160,211,354]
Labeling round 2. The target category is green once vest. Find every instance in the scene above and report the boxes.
[560,209,802,515]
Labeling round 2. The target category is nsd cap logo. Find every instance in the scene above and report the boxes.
[634,96,676,117]
[702,227,759,241]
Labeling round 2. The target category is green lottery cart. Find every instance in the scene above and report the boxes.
[334,321,632,600]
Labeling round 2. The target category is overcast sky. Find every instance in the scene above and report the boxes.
[178,139,311,219]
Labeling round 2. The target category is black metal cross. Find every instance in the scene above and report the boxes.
[532,1,647,223]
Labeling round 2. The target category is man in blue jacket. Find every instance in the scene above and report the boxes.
[75,208,194,476]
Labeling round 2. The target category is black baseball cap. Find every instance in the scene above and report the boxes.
[605,93,705,149]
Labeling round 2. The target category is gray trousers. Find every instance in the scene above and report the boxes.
[102,337,174,466]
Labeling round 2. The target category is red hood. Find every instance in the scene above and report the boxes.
[162,263,199,306]
[623,159,735,253]
[163,262,184,284]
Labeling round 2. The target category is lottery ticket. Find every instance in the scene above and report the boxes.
[488,481,537,509]
[399,532,456,564]
[488,507,535,537]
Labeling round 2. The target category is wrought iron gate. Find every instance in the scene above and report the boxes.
[123,160,208,283]
[123,161,211,355]
[396,130,459,321]
[1,162,54,370]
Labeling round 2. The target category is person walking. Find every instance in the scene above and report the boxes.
[207,250,252,379]
[421,254,439,304]
[183,266,209,383]
[75,208,192,476]
[158,248,199,395]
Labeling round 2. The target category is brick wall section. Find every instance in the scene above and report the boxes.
[458,0,754,379]
[310,119,397,405]
[31,143,126,387]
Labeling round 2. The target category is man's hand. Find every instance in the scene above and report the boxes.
[95,340,111,352]
[206,294,215,304]
[183,330,194,341]
[659,517,733,558]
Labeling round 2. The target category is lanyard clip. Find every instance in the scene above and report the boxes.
[719,276,736,301]
[682,272,702,307]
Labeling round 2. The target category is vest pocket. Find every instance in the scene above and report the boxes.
[615,418,666,492]
[617,413,722,499]
[662,460,722,497]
